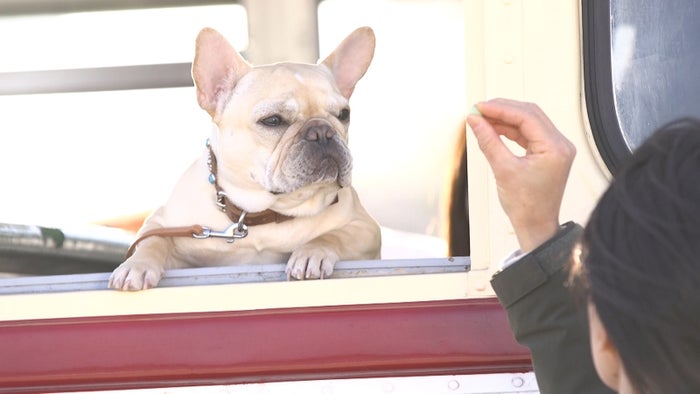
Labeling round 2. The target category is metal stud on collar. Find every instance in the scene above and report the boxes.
[216,190,228,211]
[206,138,216,184]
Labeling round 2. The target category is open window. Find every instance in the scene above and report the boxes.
[0,1,519,393]
[0,0,472,302]
[0,0,466,278]
[582,0,700,174]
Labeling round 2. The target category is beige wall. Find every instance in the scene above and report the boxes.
[464,0,611,295]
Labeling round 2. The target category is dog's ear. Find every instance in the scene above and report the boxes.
[321,26,375,99]
[192,28,251,117]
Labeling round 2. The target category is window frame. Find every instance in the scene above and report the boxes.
[0,64,194,95]
[581,0,630,174]
[0,258,470,295]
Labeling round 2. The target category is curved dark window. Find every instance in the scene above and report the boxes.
[583,0,700,173]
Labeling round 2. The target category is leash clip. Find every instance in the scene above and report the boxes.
[193,212,249,243]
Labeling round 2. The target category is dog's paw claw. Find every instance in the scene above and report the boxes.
[109,260,163,291]
[287,247,338,280]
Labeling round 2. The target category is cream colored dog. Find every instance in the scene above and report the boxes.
[109,27,381,290]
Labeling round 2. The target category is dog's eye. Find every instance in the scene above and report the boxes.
[337,108,350,122]
[259,115,285,127]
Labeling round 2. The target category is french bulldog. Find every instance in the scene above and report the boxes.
[108,27,381,290]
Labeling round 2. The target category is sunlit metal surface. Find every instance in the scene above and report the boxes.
[58,373,539,394]
[0,256,469,295]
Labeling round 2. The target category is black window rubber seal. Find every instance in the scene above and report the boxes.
[582,0,632,175]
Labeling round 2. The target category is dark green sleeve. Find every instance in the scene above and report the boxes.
[491,222,614,394]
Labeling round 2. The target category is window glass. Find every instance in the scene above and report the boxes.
[0,88,207,225]
[0,5,247,72]
[0,5,246,226]
[318,0,466,240]
[611,0,700,151]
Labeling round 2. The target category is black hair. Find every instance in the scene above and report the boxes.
[577,118,700,393]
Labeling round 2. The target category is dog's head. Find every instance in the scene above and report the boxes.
[192,27,375,204]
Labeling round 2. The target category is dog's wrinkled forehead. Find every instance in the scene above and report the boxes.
[233,64,348,117]
[251,95,346,122]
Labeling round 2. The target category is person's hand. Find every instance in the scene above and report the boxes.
[466,99,576,253]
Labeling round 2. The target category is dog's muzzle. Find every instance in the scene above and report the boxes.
[265,118,352,194]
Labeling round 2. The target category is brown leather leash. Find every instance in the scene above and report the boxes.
[126,225,204,258]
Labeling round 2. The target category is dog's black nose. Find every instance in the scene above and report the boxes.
[303,119,335,143]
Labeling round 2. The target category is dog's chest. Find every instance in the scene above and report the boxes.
[172,236,290,267]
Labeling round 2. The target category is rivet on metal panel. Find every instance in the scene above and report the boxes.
[512,376,526,388]
[448,379,461,391]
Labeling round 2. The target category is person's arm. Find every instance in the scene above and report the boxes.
[492,222,612,393]
[467,99,613,393]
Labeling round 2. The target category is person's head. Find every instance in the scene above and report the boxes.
[574,118,700,393]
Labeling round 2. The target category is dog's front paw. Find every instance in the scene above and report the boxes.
[286,246,339,280]
[108,258,164,291]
